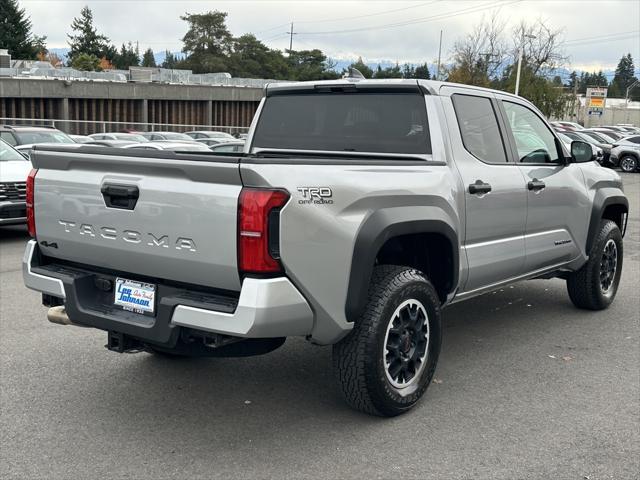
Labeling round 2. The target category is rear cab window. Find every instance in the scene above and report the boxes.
[252,90,431,157]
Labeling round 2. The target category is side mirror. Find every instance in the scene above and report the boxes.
[570,140,595,163]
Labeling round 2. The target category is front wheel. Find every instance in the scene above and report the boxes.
[333,266,442,416]
[567,220,623,310]
[619,155,638,173]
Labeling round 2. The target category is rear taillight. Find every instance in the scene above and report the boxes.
[238,188,289,274]
[26,168,37,237]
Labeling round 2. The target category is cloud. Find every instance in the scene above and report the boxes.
[20,0,640,71]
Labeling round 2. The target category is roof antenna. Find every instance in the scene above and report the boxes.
[343,67,365,80]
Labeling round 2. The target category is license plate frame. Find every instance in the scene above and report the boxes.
[114,277,156,315]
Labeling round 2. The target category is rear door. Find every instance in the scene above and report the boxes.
[32,147,243,291]
[441,86,528,293]
[496,95,588,271]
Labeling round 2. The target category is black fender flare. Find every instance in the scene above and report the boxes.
[345,211,459,323]
[586,189,628,253]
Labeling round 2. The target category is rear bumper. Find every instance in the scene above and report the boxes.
[22,240,314,346]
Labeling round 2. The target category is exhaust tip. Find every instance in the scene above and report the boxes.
[47,306,72,325]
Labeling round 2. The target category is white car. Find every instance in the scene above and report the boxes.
[610,136,640,172]
[185,130,236,141]
[89,133,149,142]
[0,139,33,225]
[123,142,212,152]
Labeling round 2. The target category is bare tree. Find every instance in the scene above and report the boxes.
[512,19,568,75]
[448,13,508,86]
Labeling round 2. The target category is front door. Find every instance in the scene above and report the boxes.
[442,88,528,293]
[497,97,589,272]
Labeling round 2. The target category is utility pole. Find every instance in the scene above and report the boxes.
[626,80,639,107]
[288,22,295,54]
[515,32,536,96]
[436,30,443,81]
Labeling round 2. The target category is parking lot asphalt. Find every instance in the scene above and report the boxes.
[1,174,638,480]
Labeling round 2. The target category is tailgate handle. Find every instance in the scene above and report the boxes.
[101,184,139,210]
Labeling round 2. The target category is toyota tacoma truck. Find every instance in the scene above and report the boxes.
[23,79,628,416]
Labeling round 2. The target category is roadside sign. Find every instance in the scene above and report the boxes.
[586,87,607,116]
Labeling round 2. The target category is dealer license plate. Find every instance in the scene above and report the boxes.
[114,277,156,314]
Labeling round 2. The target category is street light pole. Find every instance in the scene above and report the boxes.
[515,33,536,96]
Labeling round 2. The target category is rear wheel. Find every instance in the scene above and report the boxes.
[333,266,442,416]
[619,155,638,173]
[567,220,623,310]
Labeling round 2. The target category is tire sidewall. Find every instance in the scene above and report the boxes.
[591,222,624,308]
[619,155,638,173]
[368,275,442,414]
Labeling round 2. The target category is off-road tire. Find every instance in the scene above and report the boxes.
[333,266,442,417]
[619,155,638,173]
[567,220,623,310]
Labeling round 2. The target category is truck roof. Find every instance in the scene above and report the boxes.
[264,78,521,100]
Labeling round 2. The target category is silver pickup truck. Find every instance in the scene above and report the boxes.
[23,79,628,416]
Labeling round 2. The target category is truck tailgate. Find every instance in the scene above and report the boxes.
[31,147,242,291]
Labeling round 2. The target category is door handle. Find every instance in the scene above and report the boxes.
[468,180,492,195]
[101,183,139,210]
[527,179,546,191]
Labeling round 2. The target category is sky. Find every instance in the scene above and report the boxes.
[19,0,640,74]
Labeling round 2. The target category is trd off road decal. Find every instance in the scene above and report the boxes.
[297,187,334,205]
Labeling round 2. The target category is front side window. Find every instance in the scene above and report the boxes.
[626,136,640,144]
[503,101,561,164]
[452,94,507,164]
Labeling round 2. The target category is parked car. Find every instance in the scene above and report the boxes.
[208,141,245,153]
[609,135,640,173]
[89,133,149,142]
[0,125,75,147]
[195,138,228,147]
[84,140,136,148]
[584,128,624,141]
[0,139,32,225]
[69,135,93,143]
[614,124,640,134]
[123,141,212,152]
[185,130,236,141]
[550,121,584,131]
[23,79,628,417]
[141,132,195,142]
[611,142,640,172]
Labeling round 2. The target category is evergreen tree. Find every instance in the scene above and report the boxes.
[67,6,113,62]
[608,53,637,98]
[71,52,101,71]
[142,48,156,67]
[161,50,178,69]
[0,0,46,59]
[346,57,373,78]
[111,42,139,69]
[414,63,431,79]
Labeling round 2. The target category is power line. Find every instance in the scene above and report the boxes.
[564,30,640,45]
[295,1,439,24]
[296,0,521,35]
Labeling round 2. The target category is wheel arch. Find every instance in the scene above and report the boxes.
[345,209,459,323]
[586,189,629,253]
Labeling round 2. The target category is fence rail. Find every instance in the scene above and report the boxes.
[0,117,250,136]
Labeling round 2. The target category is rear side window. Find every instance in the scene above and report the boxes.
[252,93,431,155]
[452,94,507,164]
